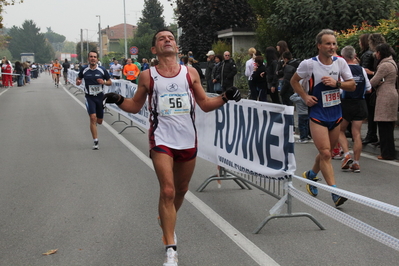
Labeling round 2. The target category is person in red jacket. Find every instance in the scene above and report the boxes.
[1,58,13,87]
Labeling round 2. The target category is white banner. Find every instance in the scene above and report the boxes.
[68,70,296,179]
[196,100,295,180]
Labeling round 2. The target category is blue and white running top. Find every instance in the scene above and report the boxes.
[296,56,353,122]
[78,64,110,95]
[148,65,197,150]
[341,64,371,99]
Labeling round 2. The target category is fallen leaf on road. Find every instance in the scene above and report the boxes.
[42,249,58,255]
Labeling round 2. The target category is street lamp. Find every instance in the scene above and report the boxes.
[86,29,89,61]
[96,15,102,61]
[123,0,127,59]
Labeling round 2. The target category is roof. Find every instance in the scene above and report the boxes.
[102,23,137,40]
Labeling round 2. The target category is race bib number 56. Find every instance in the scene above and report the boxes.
[322,89,340,107]
[159,93,190,116]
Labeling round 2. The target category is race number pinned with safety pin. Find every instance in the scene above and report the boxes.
[88,85,103,96]
[159,92,190,116]
[321,89,340,107]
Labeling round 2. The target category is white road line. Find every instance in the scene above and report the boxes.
[63,84,280,266]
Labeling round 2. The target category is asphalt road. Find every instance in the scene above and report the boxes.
[0,74,398,266]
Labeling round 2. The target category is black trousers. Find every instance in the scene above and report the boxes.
[377,121,396,159]
[365,92,378,139]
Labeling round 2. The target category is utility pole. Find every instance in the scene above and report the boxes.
[96,15,102,60]
[123,0,127,59]
[80,29,83,63]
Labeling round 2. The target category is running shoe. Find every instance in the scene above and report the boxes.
[332,193,347,207]
[331,144,344,159]
[163,247,178,266]
[350,163,360,173]
[92,140,99,150]
[296,139,308,144]
[341,154,353,170]
[302,171,319,197]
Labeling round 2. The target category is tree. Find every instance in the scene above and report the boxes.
[0,0,23,28]
[250,0,397,59]
[129,23,155,61]
[63,41,77,54]
[8,20,54,63]
[75,41,97,63]
[172,0,256,61]
[138,0,166,32]
[132,0,170,61]
[45,27,66,53]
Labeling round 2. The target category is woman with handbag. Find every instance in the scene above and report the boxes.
[369,43,398,160]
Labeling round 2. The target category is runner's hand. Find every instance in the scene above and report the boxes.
[103,93,124,107]
[225,86,241,102]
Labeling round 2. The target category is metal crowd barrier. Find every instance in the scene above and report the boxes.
[198,169,399,251]
[196,167,325,234]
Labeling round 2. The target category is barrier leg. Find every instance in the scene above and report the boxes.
[104,107,113,116]
[111,113,128,125]
[119,120,145,134]
[196,167,252,192]
[253,190,325,234]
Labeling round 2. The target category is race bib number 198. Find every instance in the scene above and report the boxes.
[321,89,340,107]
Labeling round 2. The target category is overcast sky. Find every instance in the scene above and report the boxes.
[2,0,176,42]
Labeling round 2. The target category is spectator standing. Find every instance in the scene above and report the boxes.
[362,33,386,145]
[1,58,13,87]
[23,62,30,84]
[290,92,310,143]
[369,43,398,160]
[251,55,267,101]
[133,57,141,71]
[220,51,237,92]
[31,62,38,79]
[110,59,122,79]
[339,46,372,173]
[212,54,223,94]
[265,46,281,103]
[141,58,149,71]
[245,47,258,100]
[62,59,71,85]
[188,57,204,81]
[205,50,215,93]
[279,51,300,106]
[14,61,24,87]
[276,41,290,92]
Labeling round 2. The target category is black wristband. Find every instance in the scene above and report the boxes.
[222,94,228,103]
[116,95,125,105]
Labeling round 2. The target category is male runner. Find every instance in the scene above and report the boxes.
[76,51,112,150]
[53,59,62,87]
[104,29,241,266]
[290,29,355,207]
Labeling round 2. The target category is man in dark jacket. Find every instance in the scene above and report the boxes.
[205,50,215,93]
[221,51,237,91]
[278,51,301,106]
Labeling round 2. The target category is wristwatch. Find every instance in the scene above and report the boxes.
[336,81,341,88]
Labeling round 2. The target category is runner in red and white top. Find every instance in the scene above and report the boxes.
[104,29,241,266]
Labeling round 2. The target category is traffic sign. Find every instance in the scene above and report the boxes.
[130,46,139,55]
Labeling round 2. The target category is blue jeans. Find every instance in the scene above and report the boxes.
[17,74,24,86]
[298,114,310,140]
